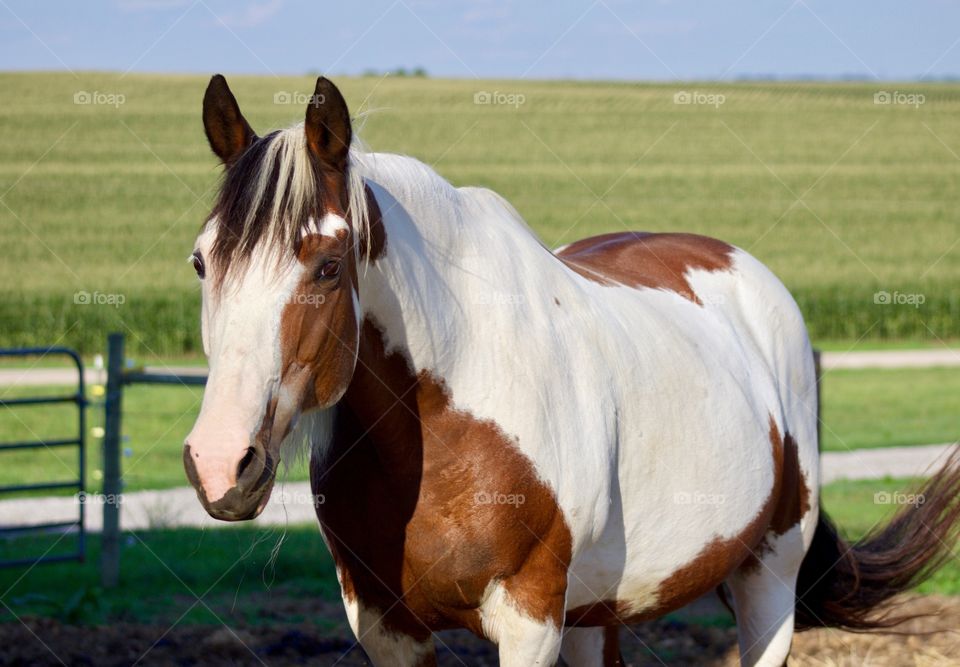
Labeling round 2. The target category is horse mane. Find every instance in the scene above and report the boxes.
[207,122,372,284]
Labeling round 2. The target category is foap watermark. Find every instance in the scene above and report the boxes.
[673,491,727,506]
[475,490,525,507]
[873,290,925,308]
[74,90,126,108]
[74,290,126,308]
[475,291,524,307]
[698,292,726,306]
[673,90,725,108]
[286,292,327,308]
[874,90,925,108]
[274,91,326,106]
[874,491,925,507]
[76,491,123,506]
[473,90,526,108]
[273,490,326,506]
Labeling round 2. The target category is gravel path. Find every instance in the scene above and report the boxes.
[0,365,205,388]
[1,348,958,388]
[819,348,960,370]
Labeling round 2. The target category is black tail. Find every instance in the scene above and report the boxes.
[795,447,960,631]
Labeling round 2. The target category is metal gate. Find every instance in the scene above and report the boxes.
[0,347,86,567]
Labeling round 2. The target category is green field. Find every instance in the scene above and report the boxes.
[1,72,959,353]
[0,475,954,627]
[821,367,960,451]
[0,524,338,626]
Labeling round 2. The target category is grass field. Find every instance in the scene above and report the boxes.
[820,367,960,451]
[0,475,955,627]
[0,366,956,494]
[1,72,959,353]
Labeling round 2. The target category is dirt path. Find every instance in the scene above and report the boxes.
[1,594,957,666]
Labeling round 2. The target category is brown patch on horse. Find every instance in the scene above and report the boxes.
[358,184,386,260]
[557,232,735,304]
[567,413,788,626]
[741,421,812,571]
[310,317,572,638]
[279,232,360,408]
[276,184,383,400]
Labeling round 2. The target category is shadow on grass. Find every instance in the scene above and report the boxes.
[0,523,339,626]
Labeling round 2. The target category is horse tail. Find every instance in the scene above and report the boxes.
[794,447,960,631]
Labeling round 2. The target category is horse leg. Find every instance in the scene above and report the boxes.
[480,582,565,667]
[342,596,436,666]
[560,626,624,666]
[726,526,805,667]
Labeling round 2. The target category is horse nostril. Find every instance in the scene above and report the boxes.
[183,444,201,489]
[236,447,257,482]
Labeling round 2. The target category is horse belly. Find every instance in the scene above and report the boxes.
[564,388,780,624]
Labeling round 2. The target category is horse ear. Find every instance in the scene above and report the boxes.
[202,74,256,165]
[304,77,351,172]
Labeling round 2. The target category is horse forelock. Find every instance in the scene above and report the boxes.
[207,124,372,287]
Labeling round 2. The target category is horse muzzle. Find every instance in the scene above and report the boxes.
[182,441,277,521]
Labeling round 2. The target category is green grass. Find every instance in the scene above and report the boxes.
[1,73,959,353]
[0,383,310,496]
[0,476,954,629]
[0,524,339,625]
[821,367,960,451]
[0,366,954,494]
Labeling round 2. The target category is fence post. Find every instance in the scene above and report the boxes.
[101,333,124,588]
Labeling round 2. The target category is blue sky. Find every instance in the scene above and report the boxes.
[1,0,958,80]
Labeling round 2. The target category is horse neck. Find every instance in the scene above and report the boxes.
[354,154,565,379]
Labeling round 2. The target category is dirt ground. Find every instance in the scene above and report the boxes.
[1,594,958,666]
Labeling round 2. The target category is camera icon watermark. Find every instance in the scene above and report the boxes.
[873,290,925,308]
[874,491,925,507]
[473,90,526,108]
[74,290,126,308]
[474,490,525,506]
[286,292,326,308]
[673,90,725,108]
[273,91,326,107]
[673,491,727,506]
[873,90,925,108]
[74,90,126,108]
[76,491,123,506]
[273,489,326,506]
[475,291,524,307]
[698,292,726,306]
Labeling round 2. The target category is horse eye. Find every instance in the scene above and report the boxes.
[316,260,341,280]
[192,252,205,279]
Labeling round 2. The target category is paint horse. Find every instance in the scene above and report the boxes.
[184,75,960,666]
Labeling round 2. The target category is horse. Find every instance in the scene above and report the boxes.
[183,74,960,666]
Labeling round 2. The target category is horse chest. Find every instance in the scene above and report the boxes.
[311,400,574,631]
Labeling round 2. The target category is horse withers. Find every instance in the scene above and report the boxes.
[183,75,960,666]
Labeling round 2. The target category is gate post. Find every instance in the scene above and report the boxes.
[101,333,124,587]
